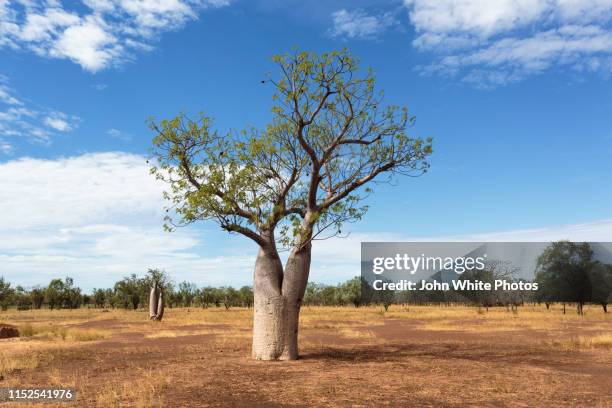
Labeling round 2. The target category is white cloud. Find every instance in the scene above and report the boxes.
[310,219,612,283]
[0,80,22,105]
[0,0,233,72]
[51,15,120,72]
[107,127,132,141]
[0,138,13,155]
[330,8,398,40]
[406,0,549,40]
[44,113,74,132]
[404,0,612,86]
[434,219,612,242]
[0,76,79,149]
[1,152,611,290]
[0,152,162,230]
[18,5,81,42]
[0,151,259,290]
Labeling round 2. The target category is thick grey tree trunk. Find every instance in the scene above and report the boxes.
[156,290,165,320]
[252,247,284,360]
[280,245,311,360]
[149,284,164,321]
[252,244,311,360]
[149,286,158,318]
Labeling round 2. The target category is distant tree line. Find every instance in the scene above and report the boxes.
[360,241,612,314]
[0,272,364,311]
[0,274,417,311]
[534,241,612,315]
[0,277,83,311]
[0,272,255,311]
[1,242,609,314]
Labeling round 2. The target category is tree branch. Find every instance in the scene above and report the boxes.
[321,161,396,209]
[223,223,269,248]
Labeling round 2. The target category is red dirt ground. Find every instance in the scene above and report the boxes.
[1,312,611,407]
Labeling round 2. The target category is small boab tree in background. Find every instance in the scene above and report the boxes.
[149,49,433,360]
[147,268,169,321]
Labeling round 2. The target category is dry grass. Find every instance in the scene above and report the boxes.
[0,345,40,376]
[17,323,108,341]
[1,308,104,326]
[0,304,610,407]
[300,306,386,329]
[0,340,92,380]
[2,304,609,339]
[547,334,612,351]
[337,327,376,340]
[69,329,109,341]
[94,368,173,408]
[2,304,609,348]
[381,304,610,332]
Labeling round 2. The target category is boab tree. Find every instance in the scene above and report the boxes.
[147,269,169,321]
[149,49,432,360]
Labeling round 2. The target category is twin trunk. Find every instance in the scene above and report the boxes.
[252,245,311,360]
[149,284,165,321]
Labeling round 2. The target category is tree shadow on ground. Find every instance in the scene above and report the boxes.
[300,342,548,364]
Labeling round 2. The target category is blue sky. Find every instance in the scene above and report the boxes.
[1,0,611,290]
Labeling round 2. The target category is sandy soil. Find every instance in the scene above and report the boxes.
[0,306,610,407]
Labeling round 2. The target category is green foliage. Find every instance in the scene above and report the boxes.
[145,268,171,288]
[0,277,14,311]
[197,286,220,308]
[304,282,337,306]
[177,281,198,307]
[590,263,612,308]
[14,286,33,310]
[238,286,254,308]
[64,278,83,309]
[149,48,432,250]
[92,288,107,308]
[0,268,608,312]
[338,277,362,307]
[303,279,363,307]
[456,268,497,308]
[43,277,82,310]
[371,278,396,311]
[30,286,45,309]
[45,278,64,310]
[113,274,143,310]
[220,286,240,310]
[535,241,595,308]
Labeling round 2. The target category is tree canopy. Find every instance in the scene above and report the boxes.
[535,241,597,314]
[150,49,432,250]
